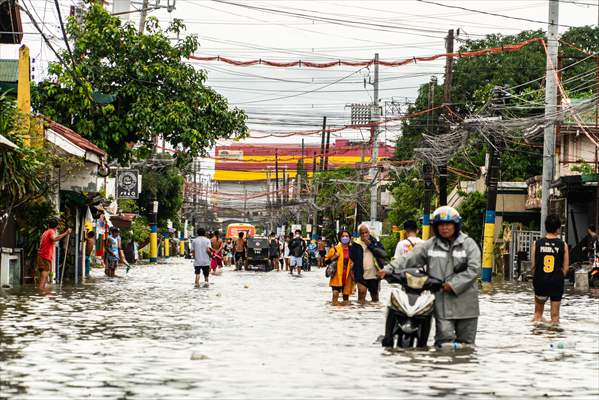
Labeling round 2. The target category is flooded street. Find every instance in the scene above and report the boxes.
[1,259,598,399]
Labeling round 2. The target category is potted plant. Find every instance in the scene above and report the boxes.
[571,161,598,183]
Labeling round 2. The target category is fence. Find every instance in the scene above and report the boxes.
[507,226,541,280]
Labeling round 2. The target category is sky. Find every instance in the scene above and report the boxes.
[2,0,597,165]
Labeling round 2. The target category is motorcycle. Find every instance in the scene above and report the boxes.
[381,262,468,349]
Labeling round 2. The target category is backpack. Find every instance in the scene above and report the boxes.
[291,238,304,257]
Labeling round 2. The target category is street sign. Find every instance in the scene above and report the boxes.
[116,169,139,199]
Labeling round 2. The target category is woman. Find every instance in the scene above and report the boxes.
[326,230,354,305]
[210,231,224,272]
[224,238,234,266]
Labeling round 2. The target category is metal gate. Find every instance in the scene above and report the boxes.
[507,226,541,280]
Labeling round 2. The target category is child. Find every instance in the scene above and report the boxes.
[531,214,569,324]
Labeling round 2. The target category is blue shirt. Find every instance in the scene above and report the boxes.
[107,235,120,262]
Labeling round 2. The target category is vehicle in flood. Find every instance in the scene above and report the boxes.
[226,223,255,239]
[246,236,271,271]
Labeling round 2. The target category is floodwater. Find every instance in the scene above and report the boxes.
[1,259,598,399]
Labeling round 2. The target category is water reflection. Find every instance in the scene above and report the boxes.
[0,260,598,399]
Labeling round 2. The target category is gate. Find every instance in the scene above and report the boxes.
[507,226,541,280]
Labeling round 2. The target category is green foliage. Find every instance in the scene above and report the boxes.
[380,233,400,258]
[32,4,247,164]
[117,198,139,213]
[121,215,150,247]
[457,191,486,245]
[571,161,594,175]
[387,169,426,227]
[0,93,74,258]
[136,161,184,230]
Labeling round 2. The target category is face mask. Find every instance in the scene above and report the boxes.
[340,236,350,244]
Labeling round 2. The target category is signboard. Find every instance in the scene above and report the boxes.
[291,224,302,233]
[218,150,244,160]
[116,169,139,199]
[361,220,383,238]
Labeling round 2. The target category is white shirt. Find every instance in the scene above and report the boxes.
[394,236,424,260]
[192,236,211,266]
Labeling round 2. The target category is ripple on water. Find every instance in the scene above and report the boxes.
[0,262,598,399]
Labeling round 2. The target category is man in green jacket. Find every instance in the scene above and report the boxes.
[379,206,481,347]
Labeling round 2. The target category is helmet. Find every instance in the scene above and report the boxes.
[431,206,461,237]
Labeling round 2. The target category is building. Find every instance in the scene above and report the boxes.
[211,139,395,220]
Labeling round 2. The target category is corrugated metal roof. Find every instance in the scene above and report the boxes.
[46,120,107,158]
[0,59,18,82]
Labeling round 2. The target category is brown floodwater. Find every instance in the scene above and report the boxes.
[1,259,598,399]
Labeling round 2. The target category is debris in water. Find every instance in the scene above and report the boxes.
[190,352,209,361]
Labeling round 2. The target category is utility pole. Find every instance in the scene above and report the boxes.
[275,150,280,207]
[324,129,331,171]
[422,163,433,240]
[439,29,455,206]
[138,0,149,34]
[540,0,560,236]
[369,53,380,222]
[312,149,319,235]
[319,117,327,171]
[481,138,501,283]
[243,183,248,222]
[192,159,197,228]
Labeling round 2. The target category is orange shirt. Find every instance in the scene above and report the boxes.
[38,228,56,261]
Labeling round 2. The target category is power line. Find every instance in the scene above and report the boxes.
[416,0,577,28]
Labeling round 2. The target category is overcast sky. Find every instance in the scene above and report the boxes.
[2,0,596,148]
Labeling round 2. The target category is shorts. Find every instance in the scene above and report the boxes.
[36,255,52,272]
[535,293,563,302]
[319,250,327,257]
[107,258,118,270]
[533,278,564,302]
[195,265,210,277]
[290,256,303,267]
[358,278,380,296]
[235,252,246,262]
[331,286,343,292]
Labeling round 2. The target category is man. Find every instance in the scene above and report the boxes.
[380,206,481,347]
[582,225,597,262]
[317,237,327,268]
[234,231,247,271]
[350,224,387,304]
[37,219,71,289]
[85,230,96,277]
[191,227,212,287]
[105,227,122,278]
[394,220,424,260]
[268,232,281,271]
[531,214,569,324]
[288,229,306,275]
[210,230,224,271]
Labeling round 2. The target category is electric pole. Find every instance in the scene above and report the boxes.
[369,53,380,222]
[275,150,280,207]
[540,0,560,235]
[324,128,331,171]
[319,117,327,171]
[439,29,455,206]
[138,0,149,34]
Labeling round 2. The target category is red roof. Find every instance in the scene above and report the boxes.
[46,120,106,158]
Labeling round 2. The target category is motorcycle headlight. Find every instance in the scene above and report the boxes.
[406,272,428,290]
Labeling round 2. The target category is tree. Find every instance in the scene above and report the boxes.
[0,93,74,259]
[387,169,426,227]
[32,4,247,164]
[136,160,184,231]
[457,191,486,246]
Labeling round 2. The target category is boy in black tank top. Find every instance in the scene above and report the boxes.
[531,214,570,324]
